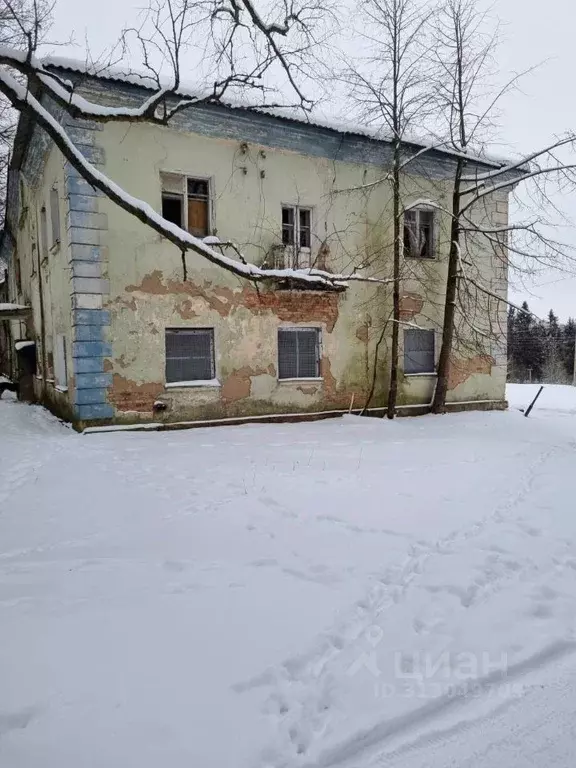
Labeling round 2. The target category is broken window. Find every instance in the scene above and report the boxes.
[278,327,321,379]
[404,208,435,259]
[50,187,61,246]
[404,329,435,374]
[165,328,215,383]
[281,205,312,268]
[161,173,210,237]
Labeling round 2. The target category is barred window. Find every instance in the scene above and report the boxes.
[165,328,215,383]
[404,208,435,259]
[278,327,321,379]
[404,329,435,374]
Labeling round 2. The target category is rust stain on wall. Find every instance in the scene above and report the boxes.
[399,293,424,321]
[221,365,269,402]
[177,299,199,320]
[297,385,319,395]
[126,271,340,330]
[112,296,138,311]
[321,357,359,407]
[109,374,164,412]
[448,355,495,390]
[356,325,369,344]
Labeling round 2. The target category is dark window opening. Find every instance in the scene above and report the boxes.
[162,194,183,227]
[299,208,311,248]
[282,206,295,246]
[404,208,435,259]
[161,174,211,236]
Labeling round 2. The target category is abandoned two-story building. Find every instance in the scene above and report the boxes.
[0,60,516,429]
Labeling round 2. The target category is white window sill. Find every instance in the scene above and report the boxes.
[278,377,323,383]
[404,372,437,377]
[165,379,221,389]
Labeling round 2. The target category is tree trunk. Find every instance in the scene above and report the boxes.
[386,142,401,419]
[431,161,463,414]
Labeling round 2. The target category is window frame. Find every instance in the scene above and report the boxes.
[164,326,218,386]
[403,207,436,260]
[160,172,213,238]
[281,204,313,268]
[277,326,322,380]
[403,328,436,375]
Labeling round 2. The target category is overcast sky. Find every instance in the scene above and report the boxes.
[50,0,576,320]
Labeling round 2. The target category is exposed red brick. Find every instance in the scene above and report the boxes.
[297,385,319,395]
[126,271,340,331]
[108,374,164,412]
[221,365,269,402]
[399,292,424,321]
[448,355,495,390]
[177,299,199,320]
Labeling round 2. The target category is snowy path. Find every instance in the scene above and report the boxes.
[1,387,576,767]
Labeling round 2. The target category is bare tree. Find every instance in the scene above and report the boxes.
[430,0,576,413]
[0,0,398,291]
[0,0,53,227]
[339,0,437,418]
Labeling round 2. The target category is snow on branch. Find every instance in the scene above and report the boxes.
[460,135,576,184]
[0,67,395,292]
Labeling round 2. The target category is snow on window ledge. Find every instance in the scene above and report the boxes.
[55,385,69,393]
[15,340,36,351]
[277,377,324,383]
[165,379,221,389]
[404,372,437,377]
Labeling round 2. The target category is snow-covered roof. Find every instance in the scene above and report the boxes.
[42,55,519,171]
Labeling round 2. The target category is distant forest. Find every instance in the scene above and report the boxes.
[508,303,575,384]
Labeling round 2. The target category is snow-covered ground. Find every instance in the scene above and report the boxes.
[1,385,576,767]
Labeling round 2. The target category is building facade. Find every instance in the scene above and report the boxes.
[0,64,514,429]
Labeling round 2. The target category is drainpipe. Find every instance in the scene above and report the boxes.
[35,209,47,398]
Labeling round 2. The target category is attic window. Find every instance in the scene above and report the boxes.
[404,208,435,259]
[161,173,210,237]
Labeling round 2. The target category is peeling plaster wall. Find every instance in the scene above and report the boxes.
[11,132,76,419]
[89,117,509,424]
[9,85,510,425]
